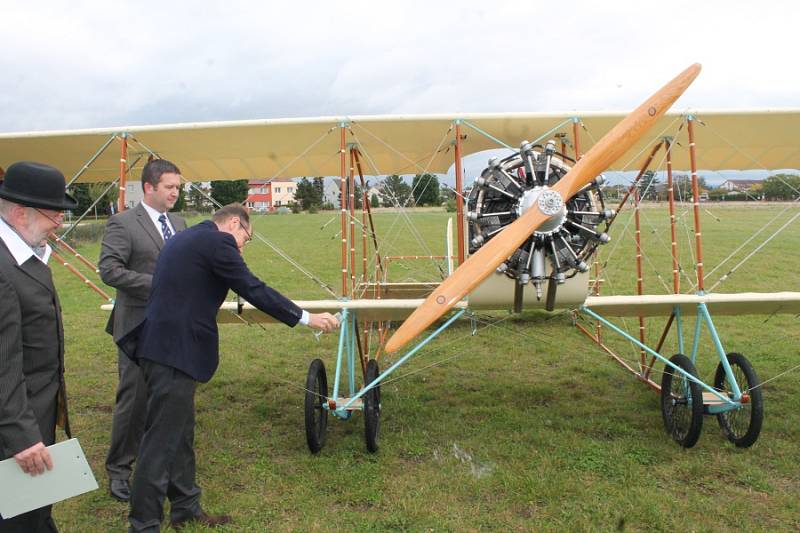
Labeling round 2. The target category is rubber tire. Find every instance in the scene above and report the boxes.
[661,353,704,448]
[304,358,328,454]
[714,352,763,448]
[363,359,381,453]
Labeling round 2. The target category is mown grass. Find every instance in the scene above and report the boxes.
[52,203,800,531]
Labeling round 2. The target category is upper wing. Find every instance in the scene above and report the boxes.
[2,110,799,182]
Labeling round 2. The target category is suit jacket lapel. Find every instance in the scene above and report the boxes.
[0,238,55,294]
[18,257,55,295]
[135,203,165,251]
[167,212,185,232]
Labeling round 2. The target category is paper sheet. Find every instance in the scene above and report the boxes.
[0,438,98,519]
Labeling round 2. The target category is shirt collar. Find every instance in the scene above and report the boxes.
[141,200,166,221]
[0,216,51,265]
[140,201,174,236]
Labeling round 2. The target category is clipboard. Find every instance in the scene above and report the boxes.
[0,438,98,519]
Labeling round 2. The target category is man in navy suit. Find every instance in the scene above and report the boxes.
[121,203,338,531]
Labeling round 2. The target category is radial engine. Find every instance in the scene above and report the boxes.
[466,139,614,311]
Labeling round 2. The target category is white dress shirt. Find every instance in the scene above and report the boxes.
[141,201,175,241]
[0,216,51,265]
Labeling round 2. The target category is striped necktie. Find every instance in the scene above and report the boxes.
[158,214,173,241]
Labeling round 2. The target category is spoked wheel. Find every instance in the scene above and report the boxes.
[714,352,763,448]
[304,358,328,454]
[363,359,381,453]
[661,353,704,448]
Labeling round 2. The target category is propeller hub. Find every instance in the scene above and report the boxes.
[516,186,566,235]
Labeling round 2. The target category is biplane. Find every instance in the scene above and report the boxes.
[2,63,799,453]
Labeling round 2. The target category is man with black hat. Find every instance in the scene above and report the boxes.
[0,161,76,532]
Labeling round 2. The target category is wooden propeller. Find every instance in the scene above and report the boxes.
[384,63,702,354]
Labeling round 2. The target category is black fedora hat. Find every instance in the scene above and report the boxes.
[0,161,78,211]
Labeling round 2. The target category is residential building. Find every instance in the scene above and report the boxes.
[323,178,341,207]
[245,179,296,212]
[720,179,761,192]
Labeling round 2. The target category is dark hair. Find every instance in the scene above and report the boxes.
[141,159,180,190]
[212,203,250,226]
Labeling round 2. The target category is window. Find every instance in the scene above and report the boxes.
[275,200,281,207]
[288,186,294,193]
[275,187,281,194]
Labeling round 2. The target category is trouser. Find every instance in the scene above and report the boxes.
[0,388,59,532]
[106,349,148,480]
[128,360,201,533]
[0,506,58,533]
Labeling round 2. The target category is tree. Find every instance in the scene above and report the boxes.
[87,183,110,217]
[210,179,249,206]
[411,173,441,206]
[762,173,800,200]
[69,182,119,217]
[70,183,93,216]
[171,186,186,212]
[382,174,411,206]
[370,193,380,208]
[294,177,324,210]
[187,184,213,212]
[637,170,660,200]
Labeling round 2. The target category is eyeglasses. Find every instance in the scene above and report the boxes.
[239,220,252,246]
[33,208,64,225]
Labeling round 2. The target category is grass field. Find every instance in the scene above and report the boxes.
[51,203,800,531]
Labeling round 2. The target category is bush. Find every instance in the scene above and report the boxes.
[445,198,458,212]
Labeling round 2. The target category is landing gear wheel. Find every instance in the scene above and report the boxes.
[304,358,328,454]
[661,354,703,448]
[714,352,763,448]
[363,359,381,453]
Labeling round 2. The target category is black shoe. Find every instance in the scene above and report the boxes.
[109,479,131,502]
[171,511,232,529]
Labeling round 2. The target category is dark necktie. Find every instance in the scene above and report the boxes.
[158,214,173,241]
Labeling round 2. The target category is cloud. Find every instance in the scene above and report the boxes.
[1,0,798,133]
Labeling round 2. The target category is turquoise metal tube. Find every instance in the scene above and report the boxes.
[331,308,349,403]
[690,305,703,365]
[675,306,685,355]
[348,311,356,396]
[340,310,466,411]
[461,118,572,152]
[698,303,743,399]
[580,307,735,405]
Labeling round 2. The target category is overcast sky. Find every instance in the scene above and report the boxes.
[1,0,797,135]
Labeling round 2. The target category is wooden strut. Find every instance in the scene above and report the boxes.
[352,149,384,276]
[687,117,705,292]
[339,125,348,297]
[50,232,100,274]
[454,122,465,266]
[352,148,387,360]
[575,321,661,392]
[118,133,127,213]
[50,249,112,302]
[633,186,646,364]
[348,149,357,295]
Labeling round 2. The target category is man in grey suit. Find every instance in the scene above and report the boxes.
[0,161,77,532]
[99,159,187,502]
